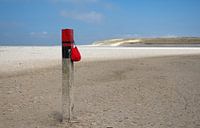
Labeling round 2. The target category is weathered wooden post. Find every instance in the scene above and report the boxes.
[62,29,74,122]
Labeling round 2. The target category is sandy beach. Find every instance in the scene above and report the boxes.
[1,46,200,128]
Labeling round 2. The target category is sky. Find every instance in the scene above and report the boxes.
[0,0,200,45]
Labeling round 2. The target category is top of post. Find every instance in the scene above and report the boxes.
[62,29,74,43]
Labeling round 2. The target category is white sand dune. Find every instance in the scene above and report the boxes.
[109,39,141,46]
[93,39,141,46]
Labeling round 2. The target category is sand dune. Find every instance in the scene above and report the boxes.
[93,39,141,46]
[92,37,200,46]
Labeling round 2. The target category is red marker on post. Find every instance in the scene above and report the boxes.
[62,29,81,61]
[62,29,74,58]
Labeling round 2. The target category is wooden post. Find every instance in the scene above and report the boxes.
[62,29,74,122]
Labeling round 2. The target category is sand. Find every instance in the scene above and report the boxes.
[1,46,200,74]
[1,46,200,128]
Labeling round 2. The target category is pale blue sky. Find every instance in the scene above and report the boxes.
[0,0,200,45]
